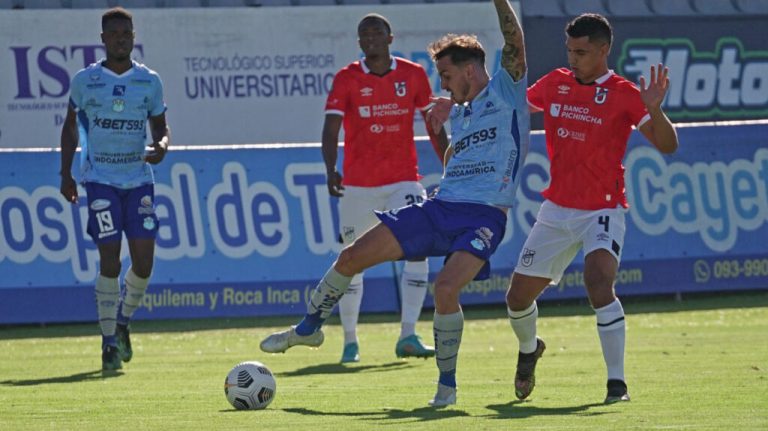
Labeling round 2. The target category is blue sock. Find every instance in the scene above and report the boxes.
[438,371,456,388]
[116,302,129,326]
[295,312,325,336]
[102,335,117,348]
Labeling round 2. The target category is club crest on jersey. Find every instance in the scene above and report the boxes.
[113,85,126,96]
[342,226,356,243]
[550,103,562,117]
[461,104,472,130]
[594,87,608,104]
[143,217,156,230]
[521,248,535,267]
[394,81,407,97]
[112,99,125,112]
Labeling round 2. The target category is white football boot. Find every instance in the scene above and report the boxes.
[260,326,324,353]
[428,383,457,407]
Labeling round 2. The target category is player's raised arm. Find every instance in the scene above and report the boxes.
[493,0,526,81]
[638,63,678,154]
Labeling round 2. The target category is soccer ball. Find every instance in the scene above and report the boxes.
[224,361,277,410]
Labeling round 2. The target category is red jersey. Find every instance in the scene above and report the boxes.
[325,57,432,187]
[528,68,650,210]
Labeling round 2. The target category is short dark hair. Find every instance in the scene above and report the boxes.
[428,34,485,67]
[358,13,391,35]
[102,7,133,31]
[565,13,612,47]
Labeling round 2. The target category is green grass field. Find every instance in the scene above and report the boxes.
[1,292,766,431]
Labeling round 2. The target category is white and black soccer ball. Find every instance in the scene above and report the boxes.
[224,361,276,410]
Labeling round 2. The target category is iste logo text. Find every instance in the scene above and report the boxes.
[10,44,144,100]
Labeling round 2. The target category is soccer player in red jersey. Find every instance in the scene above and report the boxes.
[321,13,449,363]
[506,13,678,404]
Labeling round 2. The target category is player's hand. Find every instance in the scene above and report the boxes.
[327,170,345,197]
[60,174,78,204]
[144,140,168,164]
[639,63,669,110]
[426,96,452,132]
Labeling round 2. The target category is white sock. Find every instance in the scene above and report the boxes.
[434,310,464,376]
[399,260,429,340]
[95,275,120,338]
[306,267,352,319]
[119,267,150,322]
[595,299,626,382]
[508,301,539,354]
[338,276,363,345]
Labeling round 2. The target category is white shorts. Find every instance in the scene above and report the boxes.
[514,200,627,283]
[339,181,427,246]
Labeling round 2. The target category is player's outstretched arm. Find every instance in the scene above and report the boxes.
[493,0,526,81]
[638,63,678,154]
[59,106,79,204]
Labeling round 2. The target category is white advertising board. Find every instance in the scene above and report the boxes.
[0,4,512,148]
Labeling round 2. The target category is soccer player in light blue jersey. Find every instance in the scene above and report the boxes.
[59,7,170,371]
[261,0,529,406]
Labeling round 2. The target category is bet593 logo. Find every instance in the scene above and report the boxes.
[617,37,768,120]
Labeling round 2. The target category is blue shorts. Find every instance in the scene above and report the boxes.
[375,199,507,280]
[84,182,159,244]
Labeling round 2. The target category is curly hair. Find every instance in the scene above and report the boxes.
[102,7,133,31]
[428,34,485,67]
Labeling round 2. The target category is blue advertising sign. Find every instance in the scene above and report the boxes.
[1,122,767,324]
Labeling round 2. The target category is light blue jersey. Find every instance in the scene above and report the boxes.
[436,69,529,208]
[69,60,166,189]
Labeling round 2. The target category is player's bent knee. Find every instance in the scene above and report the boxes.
[433,281,460,312]
[506,273,547,310]
[335,247,366,275]
[584,270,616,293]
[506,289,533,311]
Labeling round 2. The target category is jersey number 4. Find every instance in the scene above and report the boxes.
[598,215,610,233]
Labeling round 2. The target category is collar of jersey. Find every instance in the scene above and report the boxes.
[360,56,397,74]
[573,69,615,86]
[594,69,615,84]
[98,59,137,78]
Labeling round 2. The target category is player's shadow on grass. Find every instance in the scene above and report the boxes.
[282,406,470,422]
[279,361,413,377]
[0,369,122,386]
[483,400,609,418]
